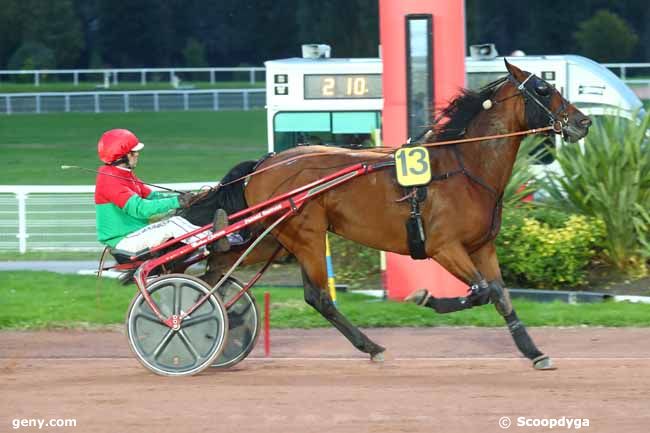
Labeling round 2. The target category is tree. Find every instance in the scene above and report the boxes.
[574,9,638,62]
[97,0,173,67]
[182,38,207,67]
[296,0,378,59]
[0,0,22,68]
[0,0,83,68]
[21,0,83,67]
[7,42,55,70]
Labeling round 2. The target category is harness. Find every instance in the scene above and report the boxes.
[186,72,564,261]
[396,72,565,259]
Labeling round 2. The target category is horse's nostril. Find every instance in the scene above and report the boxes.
[580,117,592,128]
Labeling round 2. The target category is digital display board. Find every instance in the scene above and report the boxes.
[304,74,382,99]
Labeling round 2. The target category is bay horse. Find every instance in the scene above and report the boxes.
[194,60,591,370]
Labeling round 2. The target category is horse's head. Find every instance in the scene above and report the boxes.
[504,60,591,143]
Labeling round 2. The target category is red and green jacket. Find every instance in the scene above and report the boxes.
[94,165,181,247]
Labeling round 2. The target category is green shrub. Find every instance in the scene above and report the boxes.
[497,208,605,288]
[498,135,606,288]
[8,42,55,71]
[541,112,650,277]
[519,205,573,228]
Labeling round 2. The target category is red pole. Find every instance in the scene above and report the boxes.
[264,291,270,357]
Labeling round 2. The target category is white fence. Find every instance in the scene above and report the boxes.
[1,63,645,86]
[1,89,266,114]
[0,66,265,87]
[603,62,650,99]
[602,62,650,82]
[0,183,210,253]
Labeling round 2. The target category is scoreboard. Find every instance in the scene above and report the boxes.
[265,58,383,152]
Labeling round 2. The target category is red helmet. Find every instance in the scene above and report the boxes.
[97,129,144,164]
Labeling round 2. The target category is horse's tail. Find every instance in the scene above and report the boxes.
[178,159,258,226]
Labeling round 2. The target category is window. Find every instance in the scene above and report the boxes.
[467,72,507,91]
[406,15,433,141]
[273,111,381,152]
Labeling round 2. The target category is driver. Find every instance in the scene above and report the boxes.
[94,128,236,254]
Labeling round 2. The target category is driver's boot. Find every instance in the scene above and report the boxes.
[209,208,231,253]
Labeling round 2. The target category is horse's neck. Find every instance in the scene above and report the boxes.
[460,108,524,196]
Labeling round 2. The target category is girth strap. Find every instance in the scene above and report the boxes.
[404,186,428,260]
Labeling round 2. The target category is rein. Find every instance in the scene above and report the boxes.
[214,125,553,191]
[205,71,561,195]
[419,125,553,148]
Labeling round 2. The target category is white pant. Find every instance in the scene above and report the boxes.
[114,216,208,253]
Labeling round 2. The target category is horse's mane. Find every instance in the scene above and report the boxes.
[431,76,508,142]
[177,159,258,226]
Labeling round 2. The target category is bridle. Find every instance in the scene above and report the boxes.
[506,72,570,136]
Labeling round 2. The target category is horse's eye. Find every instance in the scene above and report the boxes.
[535,81,550,96]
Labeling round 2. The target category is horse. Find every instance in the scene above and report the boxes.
[191,60,591,370]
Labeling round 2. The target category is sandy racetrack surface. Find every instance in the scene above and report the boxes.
[2,327,650,433]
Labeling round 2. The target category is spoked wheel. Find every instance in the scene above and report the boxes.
[211,277,261,369]
[126,274,228,377]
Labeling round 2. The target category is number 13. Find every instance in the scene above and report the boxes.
[395,147,432,187]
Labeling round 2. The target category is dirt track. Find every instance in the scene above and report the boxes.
[2,327,650,433]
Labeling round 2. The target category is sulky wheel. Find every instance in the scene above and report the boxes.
[126,274,228,377]
[211,277,261,369]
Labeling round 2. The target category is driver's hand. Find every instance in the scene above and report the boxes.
[178,192,196,208]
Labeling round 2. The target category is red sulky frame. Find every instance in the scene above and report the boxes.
[129,162,382,331]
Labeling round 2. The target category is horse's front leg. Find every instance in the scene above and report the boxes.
[471,242,554,370]
[405,242,553,369]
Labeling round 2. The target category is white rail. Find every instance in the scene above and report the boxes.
[602,62,650,82]
[0,66,265,87]
[2,63,648,87]
[0,88,265,114]
[0,183,212,253]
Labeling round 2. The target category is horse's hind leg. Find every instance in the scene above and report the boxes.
[301,265,385,360]
[471,243,553,370]
[271,210,385,360]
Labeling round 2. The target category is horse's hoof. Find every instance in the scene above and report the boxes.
[371,352,384,363]
[533,356,556,370]
[404,289,430,306]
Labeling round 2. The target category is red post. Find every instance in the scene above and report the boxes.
[264,291,270,357]
[379,0,469,301]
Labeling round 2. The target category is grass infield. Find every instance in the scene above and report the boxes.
[2,104,649,184]
[0,111,268,184]
[2,271,650,329]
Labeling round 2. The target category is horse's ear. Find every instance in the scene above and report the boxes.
[504,58,522,78]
